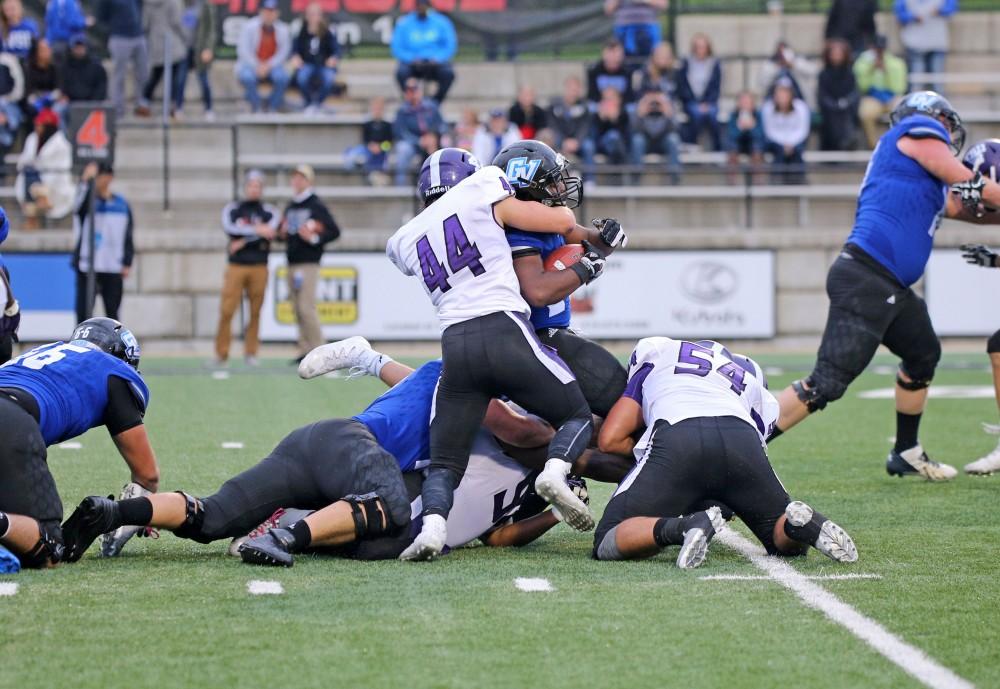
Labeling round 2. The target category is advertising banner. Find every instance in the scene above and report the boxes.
[2,253,77,342]
[260,250,776,341]
[925,250,1000,336]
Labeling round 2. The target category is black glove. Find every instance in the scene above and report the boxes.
[960,243,998,268]
[952,173,988,219]
[570,241,607,285]
[591,217,628,249]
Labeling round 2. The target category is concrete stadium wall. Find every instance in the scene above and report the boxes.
[5,221,997,342]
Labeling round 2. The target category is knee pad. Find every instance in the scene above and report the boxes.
[171,492,208,542]
[792,376,839,413]
[344,493,390,540]
[897,362,935,391]
[988,330,1000,355]
[20,521,63,568]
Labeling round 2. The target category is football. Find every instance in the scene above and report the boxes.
[544,244,585,271]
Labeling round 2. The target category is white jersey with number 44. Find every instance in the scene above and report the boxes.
[627,337,779,460]
[386,165,531,330]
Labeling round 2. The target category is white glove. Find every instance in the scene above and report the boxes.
[100,482,155,557]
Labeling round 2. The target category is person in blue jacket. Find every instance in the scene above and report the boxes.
[771,91,1000,482]
[390,0,457,104]
[44,0,87,56]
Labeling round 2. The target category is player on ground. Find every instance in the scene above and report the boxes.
[494,140,628,418]
[594,337,858,569]
[770,91,1000,481]
[386,147,627,560]
[956,139,1000,474]
[0,317,158,568]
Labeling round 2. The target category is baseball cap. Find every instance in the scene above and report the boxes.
[261,0,279,9]
[245,168,265,184]
[70,33,87,46]
[292,164,315,184]
[488,108,505,119]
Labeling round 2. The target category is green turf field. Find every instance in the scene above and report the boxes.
[2,352,998,689]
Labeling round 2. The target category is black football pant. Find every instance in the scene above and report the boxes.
[422,311,592,519]
[537,327,627,418]
[75,270,123,324]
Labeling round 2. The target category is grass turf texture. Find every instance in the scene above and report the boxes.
[2,353,999,689]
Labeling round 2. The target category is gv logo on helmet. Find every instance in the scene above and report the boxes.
[504,157,540,187]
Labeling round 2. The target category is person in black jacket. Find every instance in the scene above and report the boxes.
[548,75,594,167]
[290,1,339,112]
[586,39,634,106]
[56,34,107,125]
[825,0,877,55]
[817,39,860,151]
[214,170,279,367]
[508,85,546,140]
[279,164,340,361]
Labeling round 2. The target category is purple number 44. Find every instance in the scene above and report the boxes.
[417,214,485,294]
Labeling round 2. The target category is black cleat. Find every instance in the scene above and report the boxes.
[61,496,120,563]
[239,528,296,567]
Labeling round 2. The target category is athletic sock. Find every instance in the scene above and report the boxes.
[894,412,922,453]
[358,349,393,378]
[0,511,9,539]
[653,517,685,547]
[117,497,153,527]
[783,508,826,545]
[288,520,312,552]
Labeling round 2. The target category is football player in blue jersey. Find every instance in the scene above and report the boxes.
[770,92,1000,481]
[493,141,628,418]
[0,317,159,569]
[956,138,1000,474]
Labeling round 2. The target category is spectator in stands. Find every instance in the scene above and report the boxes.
[587,38,634,105]
[44,0,87,57]
[726,90,765,171]
[633,41,679,104]
[177,0,216,120]
[391,0,457,104]
[817,39,860,151]
[509,86,546,140]
[346,96,392,185]
[215,170,279,367]
[591,87,630,172]
[472,108,521,167]
[0,44,23,102]
[604,0,668,61]
[55,34,107,124]
[15,109,73,229]
[548,75,594,171]
[1,0,39,60]
[291,2,340,114]
[824,0,878,56]
[895,0,957,93]
[762,78,810,184]
[98,0,150,118]
[630,89,680,182]
[143,0,188,116]
[72,162,132,323]
[854,35,908,148]
[23,38,59,115]
[678,32,722,151]
[451,107,479,151]
[236,0,291,114]
[0,95,20,174]
[279,164,340,363]
[758,40,819,109]
[392,77,446,185]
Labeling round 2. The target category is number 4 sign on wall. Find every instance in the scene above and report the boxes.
[68,104,117,168]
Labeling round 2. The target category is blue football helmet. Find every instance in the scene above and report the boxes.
[890,91,966,154]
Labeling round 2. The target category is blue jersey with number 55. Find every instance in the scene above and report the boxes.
[847,114,951,287]
[506,229,572,330]
[0,342,149,445]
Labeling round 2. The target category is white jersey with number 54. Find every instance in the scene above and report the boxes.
[626,337,778,460]
[386,165,531,330]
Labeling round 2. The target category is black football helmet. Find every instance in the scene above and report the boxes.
[493,140,582,209]
[70,317,141,368]
[890,91,966,155]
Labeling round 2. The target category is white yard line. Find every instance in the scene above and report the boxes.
[247,580,283,595]
[514,577,553,592]
[718,530,974,689]
[0,582,18,596]
[701,573,883,581]
[211,371,230,380]
[221,442,244,450]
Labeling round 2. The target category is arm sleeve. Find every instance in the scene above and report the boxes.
[441,16,457,61]
[104,375,146,436]
[264,203,281,230]
[317,202,340,244]
[122,204,135,267]
[894,0,914,23]
[390,19,413,63]
[939,0,958,18]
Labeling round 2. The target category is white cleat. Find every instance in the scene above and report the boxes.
[886,444,957,482]
[676,506,726,570]
[785,501,858,563]
[534,459,594,532]
[298,336,373,380]
[400,514,447,562]
[965,424,1000,475]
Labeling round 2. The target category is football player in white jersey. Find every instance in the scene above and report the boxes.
[594,338,858,569]
[385,146,628,561]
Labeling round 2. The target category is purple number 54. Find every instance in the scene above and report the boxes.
[675,341,747,395]
[417,214,486,294]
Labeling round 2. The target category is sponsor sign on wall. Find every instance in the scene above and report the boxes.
[260,251,775,341]
[2,253,77,341]
[925,250,1000,336]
